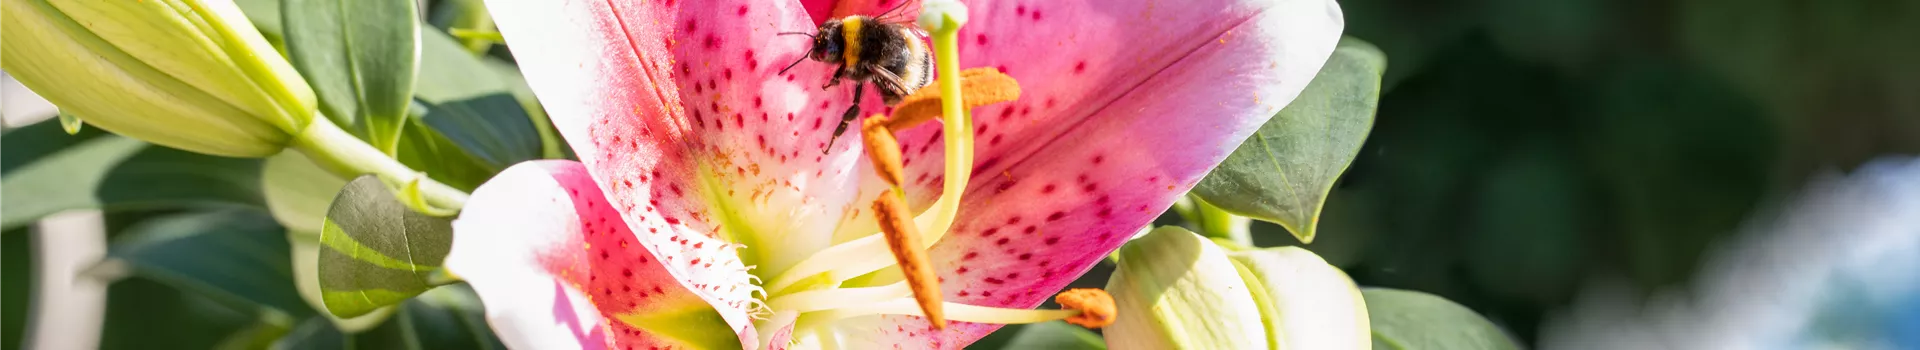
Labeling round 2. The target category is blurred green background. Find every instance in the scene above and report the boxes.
[5,0,1918,348]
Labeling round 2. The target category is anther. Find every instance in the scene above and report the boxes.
[873,189,946,328]
[861,114,906,186]
[1055,288,1116,328]
[886,68,1022,131]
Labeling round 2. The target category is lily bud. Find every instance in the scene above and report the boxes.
[3,0,317,158]
[1106,227,1371,349]
[1229,247,1372,349]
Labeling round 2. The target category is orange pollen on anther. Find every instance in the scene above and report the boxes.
[1055,288,1117,328]
[885,68,1023,131]
[872,189,946,329]
[861,115,906,186]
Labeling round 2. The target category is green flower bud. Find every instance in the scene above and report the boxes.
[1106,227,1371,349]
[3,0,316,157]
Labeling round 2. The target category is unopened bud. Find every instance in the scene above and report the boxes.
[3,0,317,157]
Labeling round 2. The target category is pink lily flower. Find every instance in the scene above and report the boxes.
[444,0,1343,348]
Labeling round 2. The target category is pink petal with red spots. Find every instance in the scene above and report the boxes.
[485,0,899,295]
[832,0,1347,345]
[448,161,754,349]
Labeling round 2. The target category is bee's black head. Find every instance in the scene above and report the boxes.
[808,20,845,64]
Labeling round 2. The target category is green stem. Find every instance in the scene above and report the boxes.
[291,119,469,211]
[1186,195,1251,246]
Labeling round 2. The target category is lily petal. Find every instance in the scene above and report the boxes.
[837,0,1345,344]
[488,0,905,282]
[448,161,751,349]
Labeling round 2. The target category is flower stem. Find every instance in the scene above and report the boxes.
[290,119,470,211]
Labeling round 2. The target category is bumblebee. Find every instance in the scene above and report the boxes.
[781,5,932,151]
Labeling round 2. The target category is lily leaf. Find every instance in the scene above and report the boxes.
[1193,37,1386,243]
[273,317,348,350]
[1363,288,1520,350]
[272,287,505,349]
[1,120,263,230]
[412,28,544,170]
[103,209,311,319]
[284,0,421,153]
[396,114,495,192]
[317,175,454,318]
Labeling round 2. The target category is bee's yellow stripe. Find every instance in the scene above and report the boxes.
[842,17,864,67]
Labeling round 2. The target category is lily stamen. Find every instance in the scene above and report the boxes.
[763,69,1023,294]
[805,289,1116,328]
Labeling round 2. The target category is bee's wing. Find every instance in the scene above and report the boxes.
[868,67,915,104]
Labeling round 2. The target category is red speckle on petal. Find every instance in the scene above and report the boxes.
[736,5,748,16]
[995,238,1010,245]
[1074,61,1087,74]
[1032,10,1043,20]
[975,34,988,46]
[984,277,1005,284]
[1092,155,1105,164]
[1041,184,1056,194]
[981,228,1000,237]
[1015,5,1025,15]
[1006,216,1022,225]
[1017,253,1032,260]
[963,252,979,260]
[1044,237,1062,245]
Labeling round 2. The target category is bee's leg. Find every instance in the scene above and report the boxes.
[825,83,865,153]
[823,66,848,89]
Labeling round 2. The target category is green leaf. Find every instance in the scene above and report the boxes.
[100,278,258,349]
[318,175,454,318]
[482,59,569,160]
[273,317,348,350]
[396,115,495,192]
[403,285,507,349]
[1000,321,1107,349]
[1,120,264,230]
[214,314,295,350]
[273,287,504,349]
[284,0,422,153]
[413,28,544,170]
[1192,37,1386,243]
[426,0,497,53]
[104,209,312,318]
[1362,288,1519,350]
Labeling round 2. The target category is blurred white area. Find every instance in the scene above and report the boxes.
[23,211,109,350]
[2,72,60,127]
[1543,157,1920,350]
